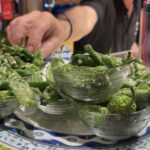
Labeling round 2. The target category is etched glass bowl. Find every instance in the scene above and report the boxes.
[77,104,150,141]
[53,64,130,103]
[0,99,19,118]
[36,97,74,115]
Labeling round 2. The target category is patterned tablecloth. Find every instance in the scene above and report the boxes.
[0,112,150,150]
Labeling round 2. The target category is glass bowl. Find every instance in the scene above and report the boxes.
[52,64,130,103]
[77,104,150,141]
[0,99,19,118]
[36,98,74,115]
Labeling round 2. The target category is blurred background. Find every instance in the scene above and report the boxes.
[0,0,81,59]
[0,0,81,31]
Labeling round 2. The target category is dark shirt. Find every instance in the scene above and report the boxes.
[74,0,142,54]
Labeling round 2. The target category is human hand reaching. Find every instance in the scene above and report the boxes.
[6,11,71,58]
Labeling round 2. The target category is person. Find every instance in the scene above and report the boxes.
[6,0,142,58]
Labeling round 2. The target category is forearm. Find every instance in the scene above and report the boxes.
[57,5,98,42]
[6,6,98,58]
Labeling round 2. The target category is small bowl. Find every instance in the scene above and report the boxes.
[36,97,74,115]
[77,104,150,141]
[0,99,19,118]
[53,64,130,103]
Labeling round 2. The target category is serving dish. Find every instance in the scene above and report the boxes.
[3,107,148,149]
[77,103,150,141]
[0,99,19,118]
[0,48,149,149]
[53,64,129,103]
[36,98,74,115]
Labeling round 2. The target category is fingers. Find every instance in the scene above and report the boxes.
[26,12,54,53]
[130,43,139,58]
[6,11,65,58]
[40,37,62,58]
[7,21,31,45]
[6,26,13,44]
[6,11,47,46]
[6,11,57,56]
[26,25,45,53]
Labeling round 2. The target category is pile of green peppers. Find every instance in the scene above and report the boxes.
[54,44,150,121]
[0,41,61,108]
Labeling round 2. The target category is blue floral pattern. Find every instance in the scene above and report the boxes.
[0,114,150,150]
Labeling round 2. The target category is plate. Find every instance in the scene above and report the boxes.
[0,107,149,149]
[0,51,149,149]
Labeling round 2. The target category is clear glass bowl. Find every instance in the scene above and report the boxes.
[36,98,74,115]
[77,105,150,141]
[0,99,19,118]
[52,64,130,103]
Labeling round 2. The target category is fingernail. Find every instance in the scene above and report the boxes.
[26,46,33,52]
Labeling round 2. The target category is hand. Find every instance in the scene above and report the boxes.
[130,42,139,58]
[6,11,70,58]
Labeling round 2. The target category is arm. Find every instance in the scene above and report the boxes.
[58,5,98,41]
[130,42,139,58]
[6,6,97,58]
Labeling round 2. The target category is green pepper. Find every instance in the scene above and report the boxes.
[9,72,36,108]
[33,51,44,68]
[84,44,104,65]
[71,53,97,67]
[0,90,15,100]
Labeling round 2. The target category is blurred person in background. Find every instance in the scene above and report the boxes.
[6,0,142,58]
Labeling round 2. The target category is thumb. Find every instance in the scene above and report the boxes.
[40,37,63,58]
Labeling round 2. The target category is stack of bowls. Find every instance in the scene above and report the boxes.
[52,61,150,141]
[36,98,74,115]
